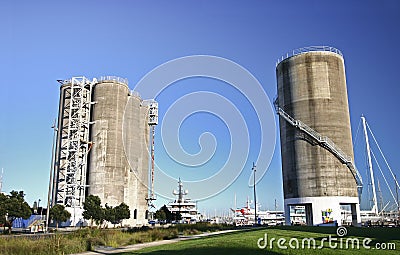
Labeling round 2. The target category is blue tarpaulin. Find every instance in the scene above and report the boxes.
[12,215,41,228]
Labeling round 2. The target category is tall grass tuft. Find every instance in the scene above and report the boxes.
[0,233,87,255]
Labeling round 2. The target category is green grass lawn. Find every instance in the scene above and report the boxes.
[123,226,400,255]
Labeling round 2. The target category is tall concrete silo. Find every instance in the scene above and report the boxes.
[275,47,362,226]
[51,76,151,227]
[88,77,149,226]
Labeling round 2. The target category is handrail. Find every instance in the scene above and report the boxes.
[130,91,140,98]
[98,76,129,85]
[60,76,129,86]
[276,46,343,66]
[274,100,363,188]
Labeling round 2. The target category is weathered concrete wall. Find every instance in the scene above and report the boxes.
[88,80,149,226]
[276,51,358,199]
[122,95,149,226]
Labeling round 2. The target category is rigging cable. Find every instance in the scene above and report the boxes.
[366,121,400,190]
[353,117,362,149]
[370,149,399,208]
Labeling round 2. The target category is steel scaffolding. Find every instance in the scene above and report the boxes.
[54,77,94,210]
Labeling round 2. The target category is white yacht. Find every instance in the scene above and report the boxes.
[167,178,199,223]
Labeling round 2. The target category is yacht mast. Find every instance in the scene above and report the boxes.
[362,115,378,215]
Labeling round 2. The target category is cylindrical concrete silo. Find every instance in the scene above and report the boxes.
[276,47,360,226]
[88,78,129,206]
[122,93,150,226]
[88,77,149,226]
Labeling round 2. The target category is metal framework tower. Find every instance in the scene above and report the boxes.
[54,77,94,212]
[145,100,158,207]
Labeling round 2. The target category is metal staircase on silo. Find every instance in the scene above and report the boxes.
[274,99,363,195]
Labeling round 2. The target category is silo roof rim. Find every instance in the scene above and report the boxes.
[97,75,129,85]
[58,76,130,87]
[276,46,343,66]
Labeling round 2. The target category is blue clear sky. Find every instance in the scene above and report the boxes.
[1,0,399,213]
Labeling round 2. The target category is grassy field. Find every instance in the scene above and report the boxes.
[124,226,400,255]
[0,223,233,255]
[0,225,399,255]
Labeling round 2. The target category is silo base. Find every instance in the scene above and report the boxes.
[284,196,361,227]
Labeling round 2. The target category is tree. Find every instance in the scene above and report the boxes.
[104,202,130,227]
[83,196,130,228]
[1,191,32,233]
[156,205,180,223]
[49,204,71,229]
[104,204,116,227]
[0,193,8,231]
[161,205,172,221]
[154,209,166,221]
[83,195,104,227]
[114,202,130,227]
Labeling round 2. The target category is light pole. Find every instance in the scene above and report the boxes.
[46,119,58,232]
[252,162,257,226]
[38,199,41,216]
[396,174,399,226]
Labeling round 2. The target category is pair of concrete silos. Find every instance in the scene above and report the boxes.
[52,77,149,226]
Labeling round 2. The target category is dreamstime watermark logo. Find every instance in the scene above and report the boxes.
[257,227,396,250]
[127,55,276,200]
[336,226,347,237]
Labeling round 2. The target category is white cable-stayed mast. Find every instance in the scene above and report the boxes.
[362,115,378,216]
